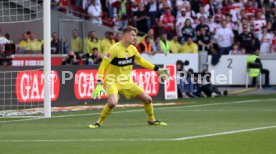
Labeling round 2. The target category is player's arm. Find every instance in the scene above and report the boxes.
[96,59,109,82]
[92,51,114,99]
[134,48,170,80]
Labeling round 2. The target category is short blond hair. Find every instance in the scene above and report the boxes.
[122,26,138,35]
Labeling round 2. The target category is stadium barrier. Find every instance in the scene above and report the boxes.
[208,55,276,85]
[0,65,169,107]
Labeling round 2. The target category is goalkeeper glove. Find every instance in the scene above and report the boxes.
[91,81,105,99]
[157,68,170,81]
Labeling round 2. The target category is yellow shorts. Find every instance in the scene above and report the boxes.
[104,82,144,99]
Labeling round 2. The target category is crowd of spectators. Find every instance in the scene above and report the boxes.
[51,0,276,57]
[2,0,276,65]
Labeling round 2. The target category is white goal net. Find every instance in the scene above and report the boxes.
[0,0,43,23]
[0,0,51,118]
[0,69,45,117]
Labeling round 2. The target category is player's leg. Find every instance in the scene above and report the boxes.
[96,94,118,125]
[89,84,119,128]
[135,92,167,126]
[135,92,155,121]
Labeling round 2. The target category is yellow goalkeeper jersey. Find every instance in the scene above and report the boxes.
[97,41,155,84]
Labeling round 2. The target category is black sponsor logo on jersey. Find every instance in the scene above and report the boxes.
[110,56,134,66]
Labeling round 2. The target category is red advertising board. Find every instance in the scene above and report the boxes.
[16,71,60,103]
[12,66,165,104]
[131,69,159,96]
[164,65,178,99]
[74,70,107,99]
[74,69,160,100]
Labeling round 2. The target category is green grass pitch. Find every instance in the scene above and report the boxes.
[0,94,276,154]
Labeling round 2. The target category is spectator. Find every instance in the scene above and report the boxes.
[118,0,128,30]
[62,51,80,65]
[229,43,243,55]
[138,35,154,54]
[130,0,140,15]
[83,47,102,65]
[197,27,212,53]
[84,31,93,53]
[221,0,232,15]
[159,33,170,54]
[244,0,258,18]
[184,5,196,19]
[51,32,60,54]
[195,16,210,36]
[145,28,155,43]
[204,0,217,17]
[100,31,115,55]
[70,29,83,54]
[253,11,267,36]
[210,43,221,65]
[175,0,190,18]
[190,0,202,13]
[271,29,276,53]
[87,31,101,54]
[159,6,175,40]
[181,19,195,44]
[106,0,117,18]
[159,0,172,10]
[134,4,150,36]
[4,33,13,43]
[151,36,162,53]
[214,20,234,55]
[247,50,270,87]
[180,37,198,53]
[209,15,221,35]
[230,0,243,22]
[193,71,227,97]
[88,0,103,25]
[176,60,189,98]
[58,0,69,13]
[147,0,158,27]
[62,36,70,54]
[258,26,273,54]
[114,32,123,42]
[236,18,248,34]
[135,28,155,46]
[176,9,194,38]
[0,29,10,52]
[51,0,60,10]
[170,35,181,53]
[196,6,208,19]
[0,29,10,45]
[28,31,42,51]
[237,24,255,54]
[267,20,273,32]
[18,32,30,50]
[82,0,92,11]
[225,14,235,30]
[214,0,223,9]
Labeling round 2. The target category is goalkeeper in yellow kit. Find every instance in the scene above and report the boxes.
[89,26,169,128]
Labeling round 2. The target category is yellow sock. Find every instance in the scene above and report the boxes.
[144,102,155,121]
[97,104,113,125]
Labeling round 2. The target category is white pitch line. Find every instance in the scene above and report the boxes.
[0,125,276,142]
[158,98,276,111]
[0,98,275,123]
[173,125,276,141]
[0,138,173,142]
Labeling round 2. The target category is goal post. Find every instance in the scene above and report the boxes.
[43,0,51,118]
